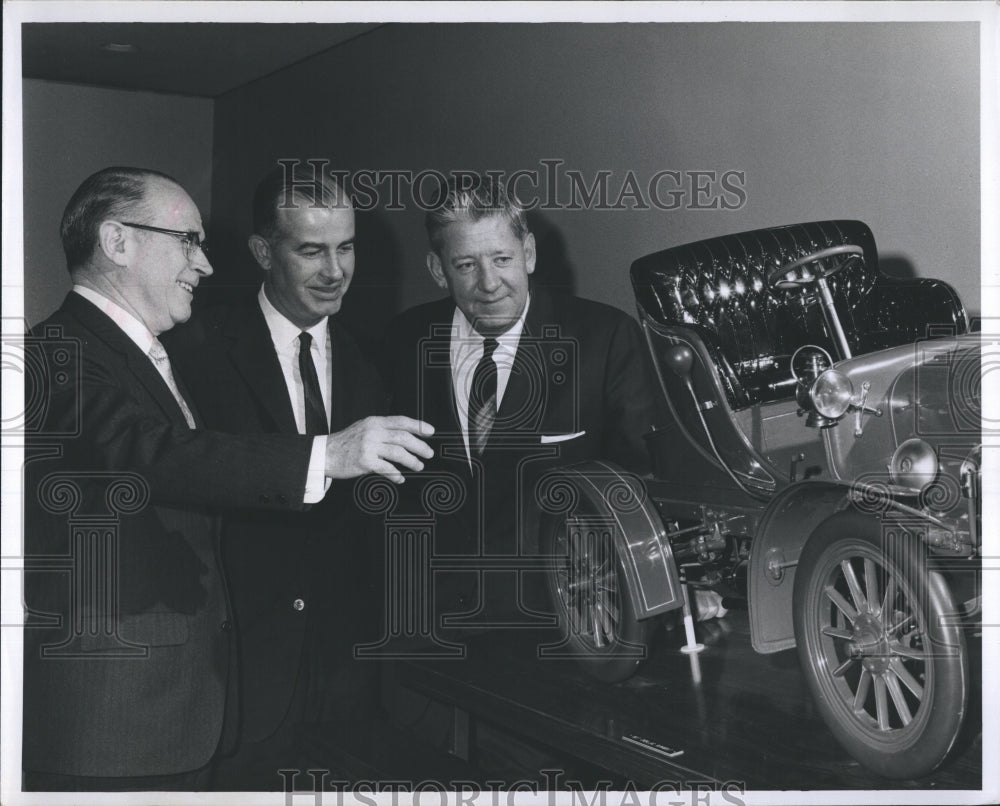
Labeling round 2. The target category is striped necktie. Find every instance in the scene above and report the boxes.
[148,339,196,428]
[468,337,499,456]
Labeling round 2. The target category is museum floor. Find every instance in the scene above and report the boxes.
[300,605,981,795]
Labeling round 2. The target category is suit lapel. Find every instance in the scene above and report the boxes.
[225,303,299,435]
[327,320,351,432]
[409,302,462,438]
[433,324,463,440]
[417,305,464,467]
[63,293,200,429]
[496,288,553,435]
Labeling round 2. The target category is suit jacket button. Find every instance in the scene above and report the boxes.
[221,620,233,631]
[277,494,288,505]
[292,598,306,611]
[258,494,270,504]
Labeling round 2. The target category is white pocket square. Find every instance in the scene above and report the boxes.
[540,431,586,444]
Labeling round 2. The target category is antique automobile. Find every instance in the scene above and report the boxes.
[540,220,981,779]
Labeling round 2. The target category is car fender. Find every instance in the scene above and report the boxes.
[537,460,685,619]
[748,480,856,653]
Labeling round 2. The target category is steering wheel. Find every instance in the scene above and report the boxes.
[768,244,865,290]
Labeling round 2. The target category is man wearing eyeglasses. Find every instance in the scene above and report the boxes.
[22,166,433,791]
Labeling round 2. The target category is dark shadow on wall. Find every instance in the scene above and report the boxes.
[341,208,404,358]
[878,254,917,280]
[196,218,261,306]
[527,211,576,296]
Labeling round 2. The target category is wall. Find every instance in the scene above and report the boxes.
[209,22,980,341]
[21,79,214,326]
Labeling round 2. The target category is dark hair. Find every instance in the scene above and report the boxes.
[424,174,529,255]
[251,162,345,240]
[60,166,177,272]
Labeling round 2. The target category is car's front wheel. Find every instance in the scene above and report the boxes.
[542,513,650,682]
[793,515,968,779]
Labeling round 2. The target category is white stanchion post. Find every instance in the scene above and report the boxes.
[679,583,705,655]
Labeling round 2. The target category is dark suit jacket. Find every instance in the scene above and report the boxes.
[23,292,314,778]
[166,298,385,742]
[385,286,658,619]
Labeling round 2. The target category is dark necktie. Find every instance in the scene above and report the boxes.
[468,337,499,456]
[298,332,328,435]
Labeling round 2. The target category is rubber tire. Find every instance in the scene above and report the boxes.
[541,510,651,683]
[793,513,968,779]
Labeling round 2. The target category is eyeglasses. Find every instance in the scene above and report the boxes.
[120,222,208,259]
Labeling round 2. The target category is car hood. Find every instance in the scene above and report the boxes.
[822,333,980,514]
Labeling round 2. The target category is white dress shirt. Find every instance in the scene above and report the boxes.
[72,285,196,429]
[73,283,163,373]
[450,294,530,463]
[258,286,331,502]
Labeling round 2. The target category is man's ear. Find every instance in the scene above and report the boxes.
[523,232,537,276]
[426,251,448,289]
[97,221,130,267]
[248,234,271,271]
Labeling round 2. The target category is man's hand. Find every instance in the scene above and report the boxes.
[324,416,434,484]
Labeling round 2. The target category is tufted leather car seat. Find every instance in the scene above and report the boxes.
[631,220,967,411]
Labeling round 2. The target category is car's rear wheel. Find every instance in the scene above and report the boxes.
[793,516,968,778]
[542,512,650,683]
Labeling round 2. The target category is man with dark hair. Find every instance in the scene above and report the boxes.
[23,166,432,791]
[166,162,390,788]
[386,175,658,633]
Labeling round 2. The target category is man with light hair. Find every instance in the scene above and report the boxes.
[386,174,657,643]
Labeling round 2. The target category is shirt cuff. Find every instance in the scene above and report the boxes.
[304,436,331,504]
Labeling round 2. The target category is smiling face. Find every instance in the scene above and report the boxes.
[251,197,356,329]
[427,215,535,336]
[122,177,213,335]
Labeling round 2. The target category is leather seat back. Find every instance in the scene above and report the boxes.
[631,220,967,410]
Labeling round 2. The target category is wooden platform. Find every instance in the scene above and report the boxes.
[383,606,982,792]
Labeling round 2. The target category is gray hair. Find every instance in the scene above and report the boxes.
[60,166,176,272]
[425,175,529,255]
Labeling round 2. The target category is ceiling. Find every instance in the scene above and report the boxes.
[21,22,382,98]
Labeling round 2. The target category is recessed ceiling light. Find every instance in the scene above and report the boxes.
[101,43,137,54]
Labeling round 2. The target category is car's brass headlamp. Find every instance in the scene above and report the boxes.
[810,369,854,420]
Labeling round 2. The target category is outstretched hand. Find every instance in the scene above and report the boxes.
[324,416,434,484]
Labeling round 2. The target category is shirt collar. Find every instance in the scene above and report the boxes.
[258,285,328,354]
[452,292,530,352]
[72,284,157,355]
